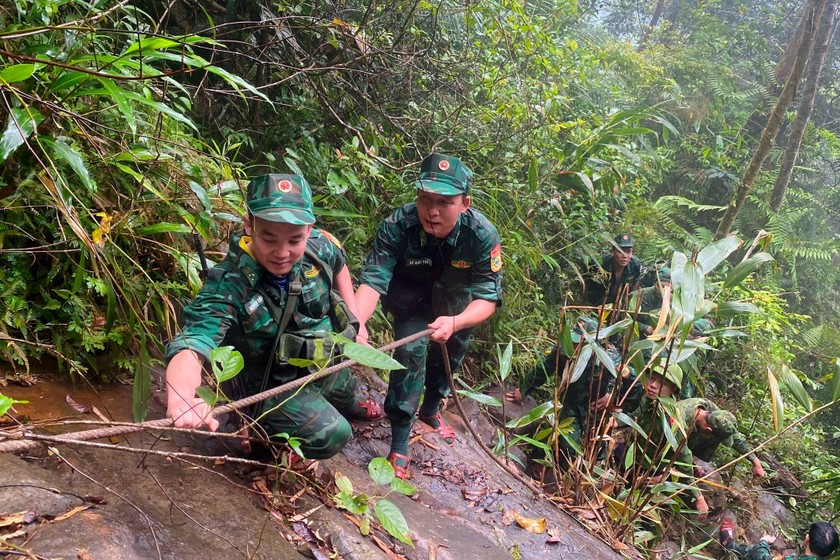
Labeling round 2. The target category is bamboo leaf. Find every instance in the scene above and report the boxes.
[567,344,594,384]
[341,341,405,371]
[41,137,97,192]
[136,223,193,235]
[697,235,741,274]
[374,499,412,546]
[614,411,648,438]
[678,262,704,329]
[592,343,618,378]
[779,365,812,411]
[670,252,687,287]
[767,368,784,432]
[98,78,137,134]
[498,341,513,382]
[0,107,44,163]
[0,63,37,83]
[722,252,775,290]
[457,389,502,408]
[506,401,555,429]
[528,156,538,192]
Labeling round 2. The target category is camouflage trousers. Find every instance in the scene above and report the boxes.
[254,367,358,459]
[387,313,472,448]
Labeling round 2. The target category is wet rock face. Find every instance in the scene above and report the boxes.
[1,370,623,560]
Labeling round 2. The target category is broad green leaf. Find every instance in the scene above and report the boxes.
[287,358,317,368]
[337,492,368,515]
[767,368,784,432]
[498,341,513,382]
[670,252,687,287]
[136,223,193,235]
[457,389,503,408]
[560,319,574,358]
[189,181,212,211]
[0,64,36,83]
[195,386,218,406]
[830,358,840,402]
[98,78,136,134]
[121,90,198,130]
[567,344,594,384]
[614,412,647,438]
[779,365,812,412]
[678,262,704,328]
[0,107,44,163]
[368,457,395,486]
[592,344,618,378]
[389,477,416,496]
[697,235,741,274]
[722,252,774,290]
[342,341,405,371]
[49,70,91,93]
[210,346,244,383]
[0,393,28,416]
[41,137,96,192]
[335,473,354,494]
[506,401,555,429]
[715,301,760,317]
[375,499,412,546]
[123,36,182,55]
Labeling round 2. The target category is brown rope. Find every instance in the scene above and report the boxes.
[0,329,434,454]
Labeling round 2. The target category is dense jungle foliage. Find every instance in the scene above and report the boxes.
[1,0,839,554]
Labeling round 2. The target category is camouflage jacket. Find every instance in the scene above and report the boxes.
[730,539,813,560]
[676,398,756,462]
[631,397,698,494]
[630,286,662,333]
[166,229,345,388]
[359,203,503,317]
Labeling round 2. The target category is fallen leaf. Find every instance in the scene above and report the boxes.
[77,549,94,560]
[501,509,516,526]
[1,529,25,540]
[546,535,562,543]
[512,510,546,534]
[52,505,90,522]
[0,512,27,528]
[65,395,91,414]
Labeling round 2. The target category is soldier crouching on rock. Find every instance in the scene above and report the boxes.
[165,174,382,465]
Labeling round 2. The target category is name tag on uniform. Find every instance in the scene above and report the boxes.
[405,258,432,267]
[245,294,264,315]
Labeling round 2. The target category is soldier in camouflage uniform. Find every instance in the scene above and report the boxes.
[355,153,503,479]
[626,362,710,515]
[506,316,643,464]
[676,398,765,479]
[166,174,380,461]
[720,518,838,560]
[584,234,643,306]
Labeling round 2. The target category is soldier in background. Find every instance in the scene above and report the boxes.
[584,234,643,307]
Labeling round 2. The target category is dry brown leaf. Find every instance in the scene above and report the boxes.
[501,509,516,526]
[77,549,95,560]
[52,505,90,522]
[0,512,28,528]
[1,529,25,540]
[65,395,91,414]
[568,506,598,520]
[511,510,546,534]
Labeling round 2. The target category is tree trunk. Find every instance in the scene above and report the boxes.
[745,0,820,137]
[714,0,828,239]
[769,0,838,212]
[638,0,667,51]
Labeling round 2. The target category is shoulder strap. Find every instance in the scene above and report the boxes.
[258,270,304,393]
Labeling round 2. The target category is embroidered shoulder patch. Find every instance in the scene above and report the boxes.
[320,229,343,250]
[305,266,320,279]
[451,260,472,269]
[490,244,502,272]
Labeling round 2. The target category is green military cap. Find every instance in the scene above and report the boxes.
[246,174,315,225]
[651,361,683,389]
[691,317,715,336]
[614,234,634,249]
[708,410,738,438]
[416,153,473,195]
[658,266,671,284]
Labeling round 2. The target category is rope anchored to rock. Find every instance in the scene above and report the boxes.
[0,329,434,454]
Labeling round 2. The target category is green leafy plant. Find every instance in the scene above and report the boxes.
[334,457,416,546]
